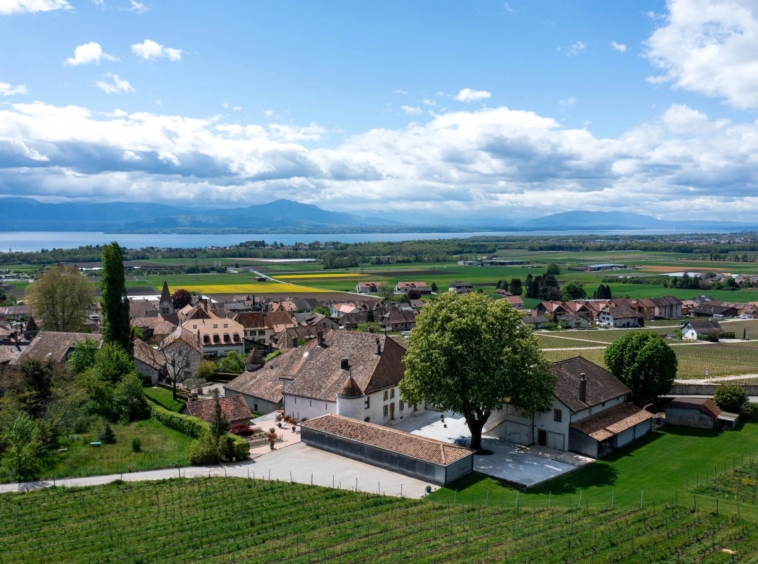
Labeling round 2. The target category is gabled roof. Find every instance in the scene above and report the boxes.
[685,319,722,332]
[551,356,630,413]
[160,326,203,355]
[301,414,473,465]
[666,397,721,418]
[649,296,682,307]
[570,403,653,442]
[133,339,166,371]
[185,395,252,423]
[604,305,640,319]
[17,331,100,364]
[692,304,737,316]
[131,316,177,335]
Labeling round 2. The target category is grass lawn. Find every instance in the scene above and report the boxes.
[431,420,758,520]
[144,386,186,412]
[14,418,193,482]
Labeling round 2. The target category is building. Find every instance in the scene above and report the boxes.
[159,281,174,315]
[301,414,474,485]
[648,296,683,319]
[560,314,590,329]
[664,397,738,430]
[225,331,414,423]
[682,319,722,340]
[234,311,298,346]
[182,318,244,357]
[330,303,360,318]
[522,315,549,329]
[295,312,340,331]
[133,338,166,384]
[394,281,432,295]
[160,327,204,382]
[131,316,178,344]
[273,325,326,349]
[536,301,566,317]
[185,394,253,426]
[448,282,473,294]
[355,282,379,294]
[381,309,416,332]
[586,263,626,271]
[16,332,100,365]
[598,305,641,328]
[691,304,739,318]
[487,357,653,458]
[505,295,524,310]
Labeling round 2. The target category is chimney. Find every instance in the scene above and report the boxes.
[317,330,324,347]
[341,358,349,371]
[579,372,587,403]
[375,337,381,355]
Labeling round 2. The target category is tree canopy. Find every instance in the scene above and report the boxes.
[400,292,555,451]
[714,383,749,414]
[172,289,192,310]
[561,281,586,301]
[604,332,677,406]
[100,242,131,352]
[25,265,94,332]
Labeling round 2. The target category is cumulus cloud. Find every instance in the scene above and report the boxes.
[131,39,182,61]
[566,41,586,56]
[0,82,27,95]
[646,0,758,109]
[456,88,491,102]
[65,42,119,66]
[95,73,134,94]
[2,100,758,220]
[400,105,422,114]
[0,0,70,15]
[611,41,627,52]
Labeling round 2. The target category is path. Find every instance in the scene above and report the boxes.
[675,374,758,384]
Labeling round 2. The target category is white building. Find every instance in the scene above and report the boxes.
[682,319,722,340]
[598,305,641,328]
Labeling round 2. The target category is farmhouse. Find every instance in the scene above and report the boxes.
[185,395,252,426]
[448,282,473,294]
[598,304,641,328]
[691,304,739,318]
[505,295,524,309]
[300,414,474,485]
[487,357,653,458]
[355,282,379,294]
[394,281,431,295]
[682,319,722,341]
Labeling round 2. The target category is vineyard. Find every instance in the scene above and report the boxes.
[2,477,758,563]
[695,459,758,505]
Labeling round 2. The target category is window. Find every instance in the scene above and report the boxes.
[325,403,328,410]
[258,330,266,336]
[254,403,258,412]
[553,408,563,423]
[192,324,197,329]
[364,417,370,422]
[213,324,218,329]
[233,334,240,343]
[383,405,388,417]
[399,401,404,412]
[383,391,388,401]
[223,334,230,344]
[390,389,395,399]
[203,335,210,344]
[364,397,370,409]
[213,334,220,344]
[223,323,228,328]
[309,400,312,406]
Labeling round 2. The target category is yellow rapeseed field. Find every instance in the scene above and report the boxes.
[165,283,330,294]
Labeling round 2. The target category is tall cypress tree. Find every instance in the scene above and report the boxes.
[101,242,131,353]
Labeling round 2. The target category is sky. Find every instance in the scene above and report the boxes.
[1,0,758,223]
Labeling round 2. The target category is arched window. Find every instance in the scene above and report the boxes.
[233,333,240,343]
[223,334,230,344]
[213,334,220,344]
[203,335,210,344]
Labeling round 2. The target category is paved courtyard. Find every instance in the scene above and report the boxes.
[391,410,592,488]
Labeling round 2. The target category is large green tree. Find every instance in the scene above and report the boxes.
[604,332,677,406]
[561,281,586,301]
[25,264,94,331]
[100,242,131,352]
[400,292,555,452]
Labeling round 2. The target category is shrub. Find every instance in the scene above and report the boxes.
[196,360,217,381]
[230,423,254,437]
[112,373,150,423]
[714,383,749,413]
[218,351,245,373]
[131,438,142,453]
[100,424,116,444]
[188,432,220,465]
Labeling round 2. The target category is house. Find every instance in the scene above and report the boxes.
[300,414,474,485]
[560,314,590,329]
[598,305,641,328]
[487,357,653,458]
[341,311,368,329]
[355,282,379,294]
[682,319,722,340]
[185,394,252,426]
[408,298,425,310]
[505,295,525,310]
[691,304,739,318]
[495,289,513,296]
[648,296,683,319]
[160,327,204,381]
[536,301,566,317]
[182,317,244,357]
[522,315,549,329]
[0,305,29,321]
[448,282,473,294]
[394,281,431,295]
[273,325,327,349]
[133,338,167,384]
[329,302,360,318]
[681,299,698,316]
[562,301,590,318]
[225,330,415,423]
[15,332,100,365]
[129,299,159,318]
[233,311,297,346]
[131,316,178,344]
[381,308,416,332]
[295,312,340,331]
[664,397,739,430]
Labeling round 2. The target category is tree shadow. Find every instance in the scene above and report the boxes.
[529,463,618,495]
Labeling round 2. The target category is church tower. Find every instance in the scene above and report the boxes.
[159,281,174,315]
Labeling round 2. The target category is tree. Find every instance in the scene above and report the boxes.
[18,360,55,419]
[210,391,230,443]
[172,289,192,310]
[714,384,749,413]
[431,282,438,293]
[100,243,131,352]
[561,281,586,302]
[407,289,422,300]
[112,373,150,422]
[604,332,677,406]
[68,338,100,375]
[366,308,375,323]
[400,292,555,452]
[510,278,522,296]
[164,339,198,400]
[25,265,94,332]
[196,360,217,380]
[546,263,561,275]
[218,351,245,373]
[313,306,329,316]
[1,412,41,481]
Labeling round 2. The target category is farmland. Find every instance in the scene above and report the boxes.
[2,477,758,563]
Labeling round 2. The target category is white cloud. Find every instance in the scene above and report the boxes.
[566,41,586,57]
[263,109,275,118]
[222,102,242,111]
[3,100,758,220]
[92,0,103,5]
[558,96,576,106]
[129,0,147,14]
[131,39,182,61]
[95,73,135,94]
[393,89,407,94]
[456,88,491,103]
[65,42,119,66]
[611,41,627,52]
[645,0,758,109]
[0,0,70,15]
[0,82,27,95]
[400,105,422,114]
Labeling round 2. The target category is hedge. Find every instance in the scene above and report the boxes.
[150,405,249,461]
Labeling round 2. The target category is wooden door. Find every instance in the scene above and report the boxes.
[538,429,547,446]
[389,402,395,420]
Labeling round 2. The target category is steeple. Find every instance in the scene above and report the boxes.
[160,281,173,315]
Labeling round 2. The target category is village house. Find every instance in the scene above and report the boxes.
[185,394,252,426]
[133,338,167,384]
[536,301,567,317]
[486,356,653,458]
[233,311,297,347]
[682,319,722,340]
[504,295,524,310]
[160,327,204,382]
[295,312,340,331]
[598,304,642,328]
[131,316,178,344]
[15,332,101,365]
[355,282,379,294]
[691,303,739,318]
[560,314,590,329]
[648,296,683,319]
[381,308,416,332]
[448,282,473,294]
[522,315,549,329]
[181,317,244,357]
[329,302,360,318]
[273,325,327,349]
[394,281,432,295]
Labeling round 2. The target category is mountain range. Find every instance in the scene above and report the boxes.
[1,197,755,234]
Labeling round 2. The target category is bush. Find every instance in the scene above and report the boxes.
[131,438,141,453]
[112,373,150,423]
[230,423,254,437]
[704,331,720,343]
[188,432,220,465]
[100,424,116,444]
[714,383,749,413]
[196,360,217,381]
[218,351,245,373]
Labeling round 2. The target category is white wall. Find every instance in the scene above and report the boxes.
[284,393,336,421]
[533,398,570,450]
[284,385,416,425]
[682,326,697,340]
[570,395,626,423]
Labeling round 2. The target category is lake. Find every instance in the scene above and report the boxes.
[0,229,704,253]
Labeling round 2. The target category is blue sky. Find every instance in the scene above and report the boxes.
[1,0,758,222]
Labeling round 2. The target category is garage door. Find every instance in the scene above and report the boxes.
[617,427,635,447]
[506,423,532,445]
[547,432,565,451]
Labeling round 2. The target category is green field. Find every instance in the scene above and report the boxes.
[3,477,758,562]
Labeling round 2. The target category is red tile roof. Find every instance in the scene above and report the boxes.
[570,403,653,442]
[185,395,252,423]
